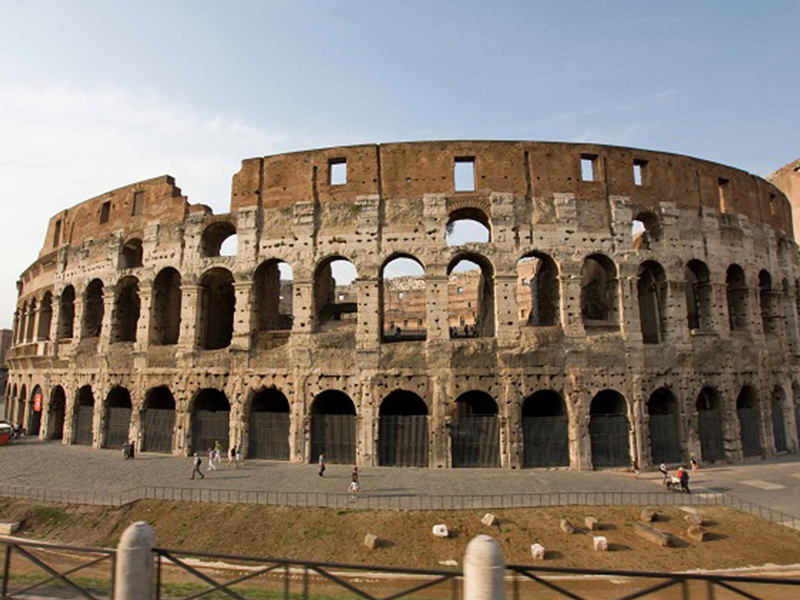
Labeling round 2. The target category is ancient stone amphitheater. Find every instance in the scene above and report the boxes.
[6,141,800,470]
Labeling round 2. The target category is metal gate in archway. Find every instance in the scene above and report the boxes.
[738,407,762,457]
[772,404,788,452]
[106,407,131,449]
[143,409,175,453]
[589,415,630,468]
[28,407,41,437]
[451,416,499,468]
[311,414,355,464]
[522,416,568,467]
[378,415,428,467]
[48,403,65,440]
[697,410,725,462]
[248,412,290,460]
[74,406,94,446]
[192,411,230,455]
[648,413,682,464]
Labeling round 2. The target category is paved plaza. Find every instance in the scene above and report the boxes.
[1,439,799,519]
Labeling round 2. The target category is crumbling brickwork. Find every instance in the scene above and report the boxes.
[6,142,800,469]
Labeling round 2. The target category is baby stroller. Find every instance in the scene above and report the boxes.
[665,475,682,491]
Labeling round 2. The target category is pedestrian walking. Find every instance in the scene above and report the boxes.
[679,466,691,494]
[227,445,236,468]
[191,453,205,480]
[214,440,222,463]
[659,462,668,484]
[207,448,217,471]
[122,440,131,459]
[632,457,640,478]
[236,448,243,466]
[349,466,359,496]
[129,440,135,459]
[690,452,698,471]
[318,452,326,477]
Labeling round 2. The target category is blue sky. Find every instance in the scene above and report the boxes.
[1,1,799,327]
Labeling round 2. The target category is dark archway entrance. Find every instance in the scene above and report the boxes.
[310,391,356,464]
[74,386,95,446]
[191,389,230,455]
[696,388,725,462]
[142,386,175,453]
[104,387,132,449]
[771,387,788,453]
[737,386,763,458]
[589,390,630,468]
[28,385,43,437]
[248,388,290,460]
[48,386,66,440]
[451,392,500,468]
[647,388,682,464]
[521,391,568,468]
[378,391,429,467]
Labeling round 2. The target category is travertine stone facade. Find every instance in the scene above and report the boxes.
[7,141,800,470]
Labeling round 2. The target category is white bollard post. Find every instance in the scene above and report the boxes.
[115,521,157,600]
[463,535,505,600]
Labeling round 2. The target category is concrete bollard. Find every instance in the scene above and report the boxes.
[115,521,157,600]
[464,535,505,600]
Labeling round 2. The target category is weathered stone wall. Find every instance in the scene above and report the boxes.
[7,141,800,470]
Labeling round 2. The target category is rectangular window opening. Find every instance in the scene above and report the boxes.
[329,159,347,185]
[398,292,404,300]
[581,155,597,182]
[454,157,476,192]
[100,201,111,224]
[132,191,145,216]
[52,220,62,247]
[633,159,648,186]
[718,178,730,214]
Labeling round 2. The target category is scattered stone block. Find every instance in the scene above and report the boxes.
[432,524,449,538]
[640,509,657,523]
[680,506,700,515]
[684,513,705,526]
[364,534,380,549]
[438,559,458,567]
[592,536,608,551]
[687,525,709,542]
[560,518,575,534]
[585,516,599,531]
[530,543,546,560]
[634,522,675,547]
[481,513,498,526]
[0,522,20,535]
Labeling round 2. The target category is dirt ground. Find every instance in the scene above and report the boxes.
[1,498,800,572]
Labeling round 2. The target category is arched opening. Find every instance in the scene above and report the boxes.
[25,299,37,342]
[737,386,763,457]
[142,386,175,453]
[726,265,748,332]
[696,387,725,462]
[581,254,619,331]
[253,260,294,338]
[685,260,713,332]
[378,390,429,467]
[759,270,778,336]
[82,279,104,338]
[47,386,66,440]
[11,384,18,421]
[17,302,27,345]
[37,293,53,341]
[631,211,661,250]
[28,385,43,436]
[451,391,499,468]
[247,387,290,460]
[521,390,568,468]
[198,268,235,350]
[74,385,95,446]
[104,387,132,449]
[191,389,230,455]
[448,255,495,338]
[772,386,788,453]
[120,238,143,269]
[637,261,667,344]
[446,208,491,246]
[589,390,630,468]
[381,256,426,341]
[517,253,559,327]
[310,390,356,464]
[647,387,681,463]
[313,258,357,332]
[200,221,237,257]
[57,286,75,339]
[17,384,26,426]
[111,277,140,343]
[150,268,182,345]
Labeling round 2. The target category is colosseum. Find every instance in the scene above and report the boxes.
[6,141,800,470]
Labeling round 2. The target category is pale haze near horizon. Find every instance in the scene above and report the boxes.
[1,1,799,329]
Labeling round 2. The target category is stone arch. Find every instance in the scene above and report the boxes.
[685,260,713,332]
[142,386,175,453]
[47,385,66,440]
[589,390,630,468]
[150,268,182,345]
[111,276,140,343]
[313,256,358,332]
[74,385,95,446]
[521,390,568,468]
[771,385,788,453]
[120,237,143,269]
[200,221,237,257]
[736,385,763,457]
[631,210,661,250]
[447,253,495,338]
[28,384,43,436]
[452,391,500,468]
[647,387,681,464]
[517,252,559,327]
[726,264,749,331]
[696,387,725,463]
[24,298,37,343]
[104,386,132,449]
[759,270,779,335]
[190,388,230,455]
[381,254,426,341]
[37,292,53,341]
[198,268,235,350]
[581,254,619,330]
[82,279,104,338]
[378,390,429,467]
[310,390,356,464]
[446,206,491,245]
[247,387,290,460]
[57,285,75,339]
[253,259,294,336]
[637,260,667,344]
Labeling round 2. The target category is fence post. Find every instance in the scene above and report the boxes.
[463,535,505,600]
[114,521,156,600]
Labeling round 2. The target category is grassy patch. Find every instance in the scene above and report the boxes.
[32,505,70,526]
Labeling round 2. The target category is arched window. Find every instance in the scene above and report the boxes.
[736,386,762,457]
[104,387,132,449]
[200,221,237,257]
[313,258,357,332]
[521,390,568,467]
[247,387,290,460]
[446,208,490,246]
[647,387,681,463]
[191,389,230,454]
[381,256,426,341]
[589,390,630,468]
[37,292,53,341]
[17,302,27,345]
[82,279,104,338]
[150,268,181,345]
[142,386,176,453]
[25,299,37,343]
[310,390,356,464]
[581,254,619,330]
[253,260,294,337]
[111,277,140,343]
[726,265,748,331]
[198,268,235,350]
[517,253,559,327]
[451,391,499,468]
[120,238,143,269]
[378,390,428,467]
[696,387,724,462]
[57,285,75,339]
[685,260,713,332]
[637,260,667,344]
[759,270,778,336]
[448,255,494,338]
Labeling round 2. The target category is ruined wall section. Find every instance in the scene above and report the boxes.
[769,158,800,241]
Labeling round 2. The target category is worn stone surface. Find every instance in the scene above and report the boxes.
[684,513,705,526]
[0,522,20,535]
[592,536,608,551]
[640,508,657,523]
[432,524,449,538]
[481,513,498,526]
[560,518,575,534]
[585,516,599,531]
[687,525,709,542]
[634,522,674,547]
[364,533,380,549]
[530,543,546,560]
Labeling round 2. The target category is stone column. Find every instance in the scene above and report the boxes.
[430,374,450,468]
[290,376,307,464]
[425,274,449,342]
[73,294,85,342]
[98,284,116,352]
[232,280,253,350]
[115,522,156,600]
[666,279,688,344]
[178,284,201,350]
[620,274,642,342]
[135,282,153,353]
[559,273,585,339]
[464,535,505,600]
[494,274,518,343]
[356,277,380,351]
